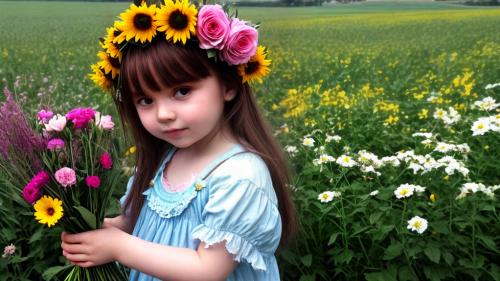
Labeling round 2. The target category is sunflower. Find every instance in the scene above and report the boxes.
[89,64,113,91]
[97,51,120,79]
[34,195,63,228]
[119,3,158,44]
[237,46,272,84]
[112,21,128,45]
[156,0,197,45]
[102,27,122,60]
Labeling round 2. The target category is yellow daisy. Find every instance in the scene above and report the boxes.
[119,3,158,44]
[97,51,120,79]
[34,195,63,228]
[156,0,197,45]
[237,46,271,84]
[102,27,122,60]
[89,64,113,91]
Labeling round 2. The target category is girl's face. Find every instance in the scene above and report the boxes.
[133,75,236,149]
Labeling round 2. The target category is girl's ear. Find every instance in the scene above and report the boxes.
[223,87,237,102]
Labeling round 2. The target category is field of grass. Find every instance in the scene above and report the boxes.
[1,1,499,280]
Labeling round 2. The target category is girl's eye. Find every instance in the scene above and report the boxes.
[174,87,191,97]
[136,97,153,106]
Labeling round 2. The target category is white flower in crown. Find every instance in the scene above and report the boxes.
[194,179,207,191]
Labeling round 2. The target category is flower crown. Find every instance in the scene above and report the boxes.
[89,0,271,95]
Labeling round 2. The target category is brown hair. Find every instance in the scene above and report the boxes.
[115,39,298,245]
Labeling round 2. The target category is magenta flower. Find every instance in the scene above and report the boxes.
[85,176,101,189]
[220,18,258,65]
[47,138,65,150]
[21,171,50,204]
[197,5,230,50]
[66,107,95,129]
[37,110,53,124]
[54,167,76,187]
[22,184,41,204]
[99,152,113,170]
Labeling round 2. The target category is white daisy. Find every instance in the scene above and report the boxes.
[369,190,379,196]
[313,154,335,166]
[336,155,357,167]
[412,132,433,138]
[302,137,315,147]
[394,183,415,199]
[471,118,491,136]
[285,145,298,156]
[485,83,500,90]
[318,191,335,203]
[407,216,428,234]
[474,97,499,111]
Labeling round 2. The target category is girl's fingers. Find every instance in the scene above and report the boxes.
[61,241,88,255]
[61,231,86,243]
[63,252,89,263]
[71,261,93,268]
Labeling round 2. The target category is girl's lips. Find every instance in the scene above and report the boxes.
[165,128,186,137]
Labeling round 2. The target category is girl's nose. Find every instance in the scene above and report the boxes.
[156,103,176,121]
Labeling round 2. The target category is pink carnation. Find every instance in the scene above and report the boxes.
[197,5,230,50]
[99,152,113,170]
[85,176,101,189]
[21,171,50,204]
[22,184,41,205]
[2,244,16,258]
[54,167,76,187]
[47,138,65,150]
[37,110,53,124]
[220,18,258,65]
[95,114,115,130]
[66,107,95,129]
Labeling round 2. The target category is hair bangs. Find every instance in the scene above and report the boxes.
[121,40,213,97]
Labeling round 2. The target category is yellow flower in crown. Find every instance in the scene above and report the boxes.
[113,21,128,45]
[102,27,123,60]
[34,195,64,228]
[156,0,198,45]
[119,2,158,43]
[97,51,120,79]
[237,46,271,84]
[89,64,113,91]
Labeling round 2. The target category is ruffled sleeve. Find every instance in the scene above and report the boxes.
[191,179,282,271]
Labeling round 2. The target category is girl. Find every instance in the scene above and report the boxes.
[61,2,297,280]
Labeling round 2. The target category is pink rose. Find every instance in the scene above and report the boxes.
[85,176,101,189]
[197,5,230,50]
[54,167,77,187]
[47,138,65,150]
[220,18,258,65]
[99,152,113,170]
[37,110,53,124]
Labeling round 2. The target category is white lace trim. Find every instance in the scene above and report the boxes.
[143,188,198,218]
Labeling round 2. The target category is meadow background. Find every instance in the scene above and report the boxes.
[0,0,499,280]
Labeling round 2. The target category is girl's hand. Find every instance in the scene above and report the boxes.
[61,226,126,268]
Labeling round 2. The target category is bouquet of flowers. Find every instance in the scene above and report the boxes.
[0,87,127,281]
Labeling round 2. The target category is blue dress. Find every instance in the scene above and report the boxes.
[120,143,282,281]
